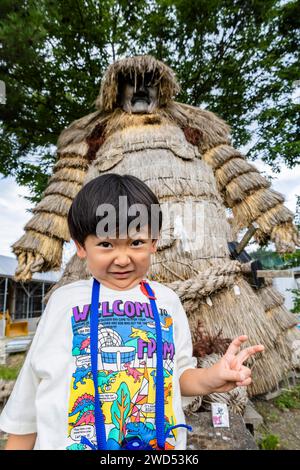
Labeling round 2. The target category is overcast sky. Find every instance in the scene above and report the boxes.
[0,159,299,267]
[0,176,77,267]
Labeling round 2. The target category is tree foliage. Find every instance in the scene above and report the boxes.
[251,246,300,269]
[0,0,299,202]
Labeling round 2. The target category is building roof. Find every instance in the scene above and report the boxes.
[0,254,62,283]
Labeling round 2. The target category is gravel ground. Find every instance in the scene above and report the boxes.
[253,399,300,450]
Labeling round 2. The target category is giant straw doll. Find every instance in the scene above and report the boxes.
[12,56,300,408]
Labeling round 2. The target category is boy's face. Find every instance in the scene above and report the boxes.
[74,226,158,291]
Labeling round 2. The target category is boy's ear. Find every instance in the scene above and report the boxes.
[151,238,158,253]
[74,240,87,259]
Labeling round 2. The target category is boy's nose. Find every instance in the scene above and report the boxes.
[113,253,131,267]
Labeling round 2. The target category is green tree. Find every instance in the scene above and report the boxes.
[251,246,300,269]
[250,246,286,269]
[1,0,299,202]
[290,288,300,314]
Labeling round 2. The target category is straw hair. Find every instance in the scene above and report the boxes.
[95,55,180,111]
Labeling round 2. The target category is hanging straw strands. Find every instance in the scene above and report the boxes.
[180,276,292,396]
[201,141,299,253]
[95,55,180,111]
[32,194,73,217]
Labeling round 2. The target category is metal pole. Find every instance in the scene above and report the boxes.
[2,277,8,337]
[42,282,45,313]
[26,284,30,321]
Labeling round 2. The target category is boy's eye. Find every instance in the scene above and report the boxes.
[96,240,145,248]
[98,241,112,248]
[131,240,144,246]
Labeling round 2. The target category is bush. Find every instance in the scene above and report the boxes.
[259,433,280,450]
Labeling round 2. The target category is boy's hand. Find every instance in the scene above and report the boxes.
[207,335,264,393]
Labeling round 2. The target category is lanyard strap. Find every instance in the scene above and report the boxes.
[140,281,165,450]
[90,279,107,450]
[85,278,166,450]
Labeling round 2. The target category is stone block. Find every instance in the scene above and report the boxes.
[185,410,258,450]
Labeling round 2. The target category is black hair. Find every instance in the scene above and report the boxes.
[67,174,162,247]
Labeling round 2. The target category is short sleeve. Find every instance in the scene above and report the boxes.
[173,296,197,380]
[0,293,55,434]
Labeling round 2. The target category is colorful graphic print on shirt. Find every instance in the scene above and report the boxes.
[66,296,177,450]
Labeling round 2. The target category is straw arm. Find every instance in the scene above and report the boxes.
[12,111,104,282]
[202,143,300,253]
[11,154,88,282]
[12,233,64,283]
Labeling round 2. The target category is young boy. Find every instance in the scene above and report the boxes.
[0,174,264,450]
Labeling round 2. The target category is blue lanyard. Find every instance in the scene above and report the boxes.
[88,279,108,449]
[140,280,165,449]
[80,278,192,451]
[81,278,166,450]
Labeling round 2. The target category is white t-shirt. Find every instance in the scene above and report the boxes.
[0,277,197,450]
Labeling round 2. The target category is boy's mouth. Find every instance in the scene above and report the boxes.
[109,271,133,278]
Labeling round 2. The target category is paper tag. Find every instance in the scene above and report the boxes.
[211,402,229,428]
[233,284,241,296]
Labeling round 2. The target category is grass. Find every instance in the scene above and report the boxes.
[258,433,280,450]
[0,353,25,380]
[274,385,300,411]
[265,411,280,423]
[0,365,22,380]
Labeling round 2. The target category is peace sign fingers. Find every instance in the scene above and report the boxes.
[234,344,265,368]
[224,335,249,358]
[224,336,265,370]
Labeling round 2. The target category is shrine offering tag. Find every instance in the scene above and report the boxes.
[211,403,229,428]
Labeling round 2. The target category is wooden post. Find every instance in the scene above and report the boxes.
[236,223,259,255]
[256,270,294,278]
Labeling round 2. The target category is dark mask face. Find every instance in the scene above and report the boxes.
[118,71,159,114]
